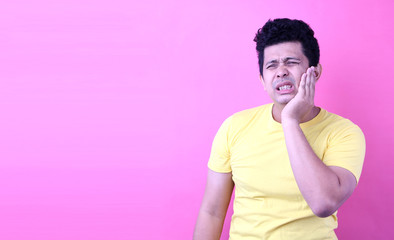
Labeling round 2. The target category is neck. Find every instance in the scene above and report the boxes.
[272,103,320,123]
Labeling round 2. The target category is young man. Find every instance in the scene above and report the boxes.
[194,18,365,240]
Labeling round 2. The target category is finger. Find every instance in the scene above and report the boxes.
[298,72,306,97]
[304,67,315,106]
[309,66,316,99]
[305,68,312,97]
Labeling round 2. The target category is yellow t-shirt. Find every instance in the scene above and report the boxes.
[208,103,365,240]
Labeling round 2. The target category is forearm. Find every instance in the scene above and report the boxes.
[193,210,225,240]
[282,119,345,217]
[194,170,233,239]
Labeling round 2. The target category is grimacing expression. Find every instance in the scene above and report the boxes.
[261,41,310,106]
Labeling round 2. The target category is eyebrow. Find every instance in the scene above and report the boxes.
[265,57,301,66]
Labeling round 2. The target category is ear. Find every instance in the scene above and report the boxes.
[259,74,266,91]
[314,63,323,81]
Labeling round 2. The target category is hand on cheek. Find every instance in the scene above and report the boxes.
[282,67,316,123]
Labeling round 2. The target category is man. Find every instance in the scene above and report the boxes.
[193,18,365,240]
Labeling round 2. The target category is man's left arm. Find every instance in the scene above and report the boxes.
[282,67,358,218]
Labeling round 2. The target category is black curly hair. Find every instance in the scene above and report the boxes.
[254,18,320,75]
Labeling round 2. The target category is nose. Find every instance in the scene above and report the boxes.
[276,65,289,78]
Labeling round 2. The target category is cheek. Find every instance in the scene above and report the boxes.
[261,80,267,91]
[261,74,274,89]
[260,75,268,90]
[294,71,305,84]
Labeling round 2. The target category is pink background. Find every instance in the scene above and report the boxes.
[0,0,393,239]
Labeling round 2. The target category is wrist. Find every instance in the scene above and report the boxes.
[281,118,300,127]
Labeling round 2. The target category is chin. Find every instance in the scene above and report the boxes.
[277,96,294,105]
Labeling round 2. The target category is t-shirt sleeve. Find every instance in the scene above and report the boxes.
[207,116,232,173]
[323,123,366,183]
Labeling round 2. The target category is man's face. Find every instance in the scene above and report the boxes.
[261,41,310,107]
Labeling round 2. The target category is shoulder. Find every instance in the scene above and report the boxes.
[229,103,271,125]
[215,104,271,138]
[319,109,365,140]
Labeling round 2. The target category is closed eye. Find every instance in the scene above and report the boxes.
[266,64,278,69]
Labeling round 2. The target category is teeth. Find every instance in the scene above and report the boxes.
[279,85,291,90]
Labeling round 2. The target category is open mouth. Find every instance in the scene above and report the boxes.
[277,85,292,91]
[275,82,294,94]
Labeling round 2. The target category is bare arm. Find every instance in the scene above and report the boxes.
[281,66,357,217]
[282,119,357,217]
[193,169,234,240]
